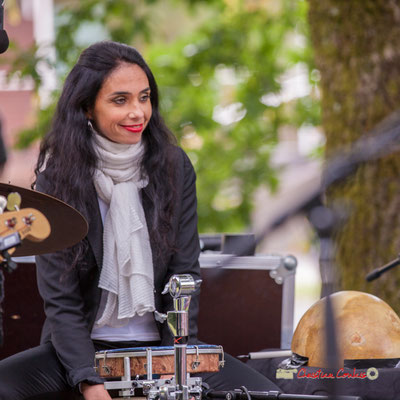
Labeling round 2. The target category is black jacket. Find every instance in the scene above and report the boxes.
[35,146,201,388]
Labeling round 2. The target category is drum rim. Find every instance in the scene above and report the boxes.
[95,344,223,359]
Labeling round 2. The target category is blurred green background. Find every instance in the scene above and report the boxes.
[5,0,321,234]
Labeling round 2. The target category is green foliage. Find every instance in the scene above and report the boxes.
[7,0,319,233]
[54,0,153,69]
[1,41,50,92]
[146,0,319,232]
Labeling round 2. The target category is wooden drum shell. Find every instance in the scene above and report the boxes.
[95,345,223,378]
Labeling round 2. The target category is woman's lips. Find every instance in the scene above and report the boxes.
[121,124,143,133]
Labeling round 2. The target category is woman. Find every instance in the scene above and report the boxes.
[0,41,280,399]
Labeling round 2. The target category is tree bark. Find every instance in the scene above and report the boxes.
[308,0,400,310]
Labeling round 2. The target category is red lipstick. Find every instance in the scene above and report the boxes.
[121,124,143,133]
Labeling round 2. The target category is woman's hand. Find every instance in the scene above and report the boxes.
[81,383,112,400]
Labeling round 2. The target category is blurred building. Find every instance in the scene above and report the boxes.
[0,0,55,188]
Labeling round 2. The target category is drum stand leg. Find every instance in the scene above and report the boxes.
[119,357,135,399]
[166,296,191,400]
[146,348,153,380]
[174,342,188,400]
[123,357,131,381]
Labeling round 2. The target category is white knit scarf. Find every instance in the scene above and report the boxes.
[92,132,155,328]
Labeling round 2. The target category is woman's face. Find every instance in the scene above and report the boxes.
[89,62,152,144]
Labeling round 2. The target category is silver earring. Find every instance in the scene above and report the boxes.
[87,120,94,130]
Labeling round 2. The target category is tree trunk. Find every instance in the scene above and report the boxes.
[308,0,400,311]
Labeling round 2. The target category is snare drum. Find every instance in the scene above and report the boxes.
[95,344,224,378]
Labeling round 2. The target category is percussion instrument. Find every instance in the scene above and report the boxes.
[95,344,224,378]
[96,274,215,400]
[290,290,400,368]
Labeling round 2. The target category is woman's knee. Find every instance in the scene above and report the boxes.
[0,343,70,399]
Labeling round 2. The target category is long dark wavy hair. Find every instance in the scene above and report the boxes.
[34,41,177,263]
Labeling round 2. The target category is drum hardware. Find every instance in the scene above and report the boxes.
[205,388,363,400]
[99,349,206,400]
[191,346,200,370]
[97,274,220,400]
[146,348,152,379]
[237,350,292,360]
[99,350,111,375]
[96,345,223,377]
[161,274,202,400]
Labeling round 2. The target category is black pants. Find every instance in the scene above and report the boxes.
[0,341,281,399]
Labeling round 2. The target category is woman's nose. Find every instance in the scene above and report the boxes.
[128,107,144,120]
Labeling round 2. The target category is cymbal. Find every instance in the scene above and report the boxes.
[0,183,88,257]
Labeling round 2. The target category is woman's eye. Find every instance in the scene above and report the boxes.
[140,94,150,102]
[113,97,126,104]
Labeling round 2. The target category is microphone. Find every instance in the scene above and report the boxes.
[0,2,9,54]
